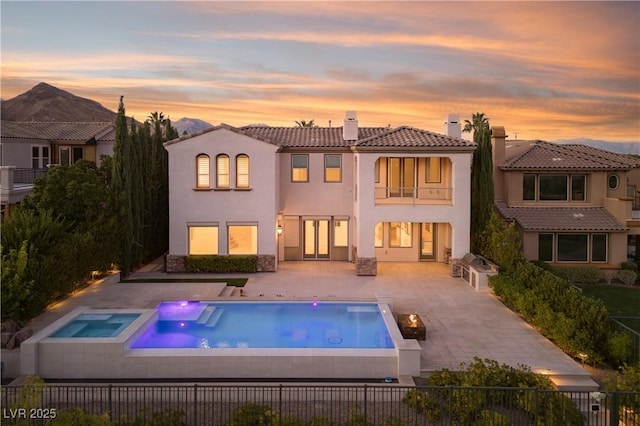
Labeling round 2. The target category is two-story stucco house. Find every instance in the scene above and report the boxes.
[0,121,115,218]
[164,112,475,275]
[491,127,640,267]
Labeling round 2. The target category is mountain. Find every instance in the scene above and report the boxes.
[1,82,117,122]
[553,138,640,155]
[173,117,214,135]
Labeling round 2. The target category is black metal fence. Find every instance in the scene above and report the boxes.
[612,317,640,365]
[12,168,47,184]
[1,384,639,425]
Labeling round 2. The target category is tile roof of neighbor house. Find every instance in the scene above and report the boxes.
[495,201,627,232]
[0,121,115,142]
[165,123,475,150]
[500,140,640,171]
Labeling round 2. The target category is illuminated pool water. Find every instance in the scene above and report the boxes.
[131,301,394,349]
[49,313,141,338]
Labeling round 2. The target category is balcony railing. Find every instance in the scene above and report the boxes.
[375,187,452,205]
[13,168,48,184]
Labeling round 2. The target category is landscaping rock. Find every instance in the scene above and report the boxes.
[1,320,22,335]
[1,332,12,348]
[6,327,33,350]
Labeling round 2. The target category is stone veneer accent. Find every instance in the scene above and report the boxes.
[449,258,462,277]
[356,257,377,276]
[257,255,276,272]
[165,255,186,273]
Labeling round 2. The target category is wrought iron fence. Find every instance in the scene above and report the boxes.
[1,384,638,425]
[12,168,48,184]
[612,317,640,365]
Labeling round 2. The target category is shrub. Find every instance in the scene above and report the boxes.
[621,261,639,272]
[402,389,441,421]
[228,402,279,426]
[607,332,633,368]
[53,408,112,425]
[550,265,601,284]
[618,270,638,285]
[185,255,257,273]
[530,260,552,271]
[601,269,617,284]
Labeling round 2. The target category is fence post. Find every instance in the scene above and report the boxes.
[448,387,453,426]
[610,390,619,426]
[363,384,367,424]
[108,384,112,418]
[278,385,283,426]
[533,388,538,425]
[193,384,197,426]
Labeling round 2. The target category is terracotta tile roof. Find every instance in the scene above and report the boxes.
[501,141,639,171]
[1,121,115,142]
[495,201,627,232]
[355,126,475,148]
[240,126,387,148]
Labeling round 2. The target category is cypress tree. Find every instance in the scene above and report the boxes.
[463,112,494,254]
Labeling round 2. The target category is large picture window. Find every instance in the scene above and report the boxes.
[189,225,218,255]
[291,154,309,182]
[324,154,342,182]
[389,222,412,247]
[196,154,210,188]
[216,154,230,188]
[539,175,568,201]
[524,174,586,202]
[228,225,258,254]
[236,154,250,188]
[557,234,588,262]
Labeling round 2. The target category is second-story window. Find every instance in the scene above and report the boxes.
[196,154,210,188]
[236,154,250,188]
[389,157,415,197]
[425,157,441,183]
[216,154,230,188]
[291,154,308,182]
[324,154,342,182]
[524,174,586,202]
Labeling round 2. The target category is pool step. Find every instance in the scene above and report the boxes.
[196,306,217,324]
[205,308,224,328]
[347,305,378,313]
[54,322,88,338]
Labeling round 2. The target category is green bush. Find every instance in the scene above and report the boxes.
[621,261,639,272]
[185,255,257,273]
[227,402,279,426]
[550,265,601,284]
[607,332,633,368]
[530,260,552,271]
[53,408,112,425]
[402,389,441,421]
[618,269,638,285]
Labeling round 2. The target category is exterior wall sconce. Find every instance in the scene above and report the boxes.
[276,225,283,235]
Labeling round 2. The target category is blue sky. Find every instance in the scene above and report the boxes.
[2,1,639,141]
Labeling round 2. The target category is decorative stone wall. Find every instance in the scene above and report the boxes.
[166,254,186,273]
[356,257,377,276]
[257,255,276,272]
[449,258,462,277]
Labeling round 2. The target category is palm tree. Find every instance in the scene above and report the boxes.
[295,119,315,128]
[462,112,489,139]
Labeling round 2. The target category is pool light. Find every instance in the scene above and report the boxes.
[312,301,318,307]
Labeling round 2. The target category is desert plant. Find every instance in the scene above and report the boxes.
[601,269,617,284]
[621,261,639,272]
[618,270,638,285]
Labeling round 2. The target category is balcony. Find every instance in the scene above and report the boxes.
[374,187,452,205]
[13,168,48,184]
[1,167,48,206]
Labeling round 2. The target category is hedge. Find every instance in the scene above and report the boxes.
[185,255,257,273]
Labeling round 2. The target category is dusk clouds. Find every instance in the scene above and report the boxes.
[1,1,638,141]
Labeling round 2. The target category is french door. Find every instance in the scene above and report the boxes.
[420,223,437,261]
[303,220,330,259]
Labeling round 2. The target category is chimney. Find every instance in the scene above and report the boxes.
[491,126,507,202]
[444,114,461,139]
[343,111,358,141]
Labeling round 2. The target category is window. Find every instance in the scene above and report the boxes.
[324,154,342,182]
[591,234,607,262]
[196,154,210,188]
[557,234,588,262]
[374,158,380,183]
[291,154,308,182]
[189,225,218,255]
[59,146,83,165]
[334,220,348,247]
[32,146,49,169]
[538,234,554,261]
[426,157,441,183]
[523,174,536,201]
[608,174,619,190]
[539,175,568,201]
[228,225,258,254]
[389,222,412,247]
[374,222,383,247]
[389,157,415,197]
[571,175,586,201]
[236,154,250,188]
[216,154,229,188]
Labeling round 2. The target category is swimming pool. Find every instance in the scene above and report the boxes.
[50,313,141,338]
[22,302,421,380]
[131,301,393,349]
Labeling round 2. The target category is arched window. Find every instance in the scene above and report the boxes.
[236,154,250,188]
[216,154,229,188]
[196,154,210,188]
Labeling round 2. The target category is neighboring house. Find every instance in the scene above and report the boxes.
[0,121,115,217]
[491,127,640,267]
[164,112,475,275]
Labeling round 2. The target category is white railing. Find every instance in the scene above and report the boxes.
[374,187,452,204]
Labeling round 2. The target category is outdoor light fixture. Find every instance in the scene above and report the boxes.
[276,225,283,235]
[409,314,417,324]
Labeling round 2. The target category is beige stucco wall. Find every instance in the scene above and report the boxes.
[0,138,45,168]
[165,128,279,257]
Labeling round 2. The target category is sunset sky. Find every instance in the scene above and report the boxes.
[2,1,639,142]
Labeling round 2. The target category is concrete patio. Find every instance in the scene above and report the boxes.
[10,260,598,390]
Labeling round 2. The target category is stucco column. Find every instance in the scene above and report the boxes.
[450,156,472,257]
[353,153,378,275]
[0,166,16,191]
